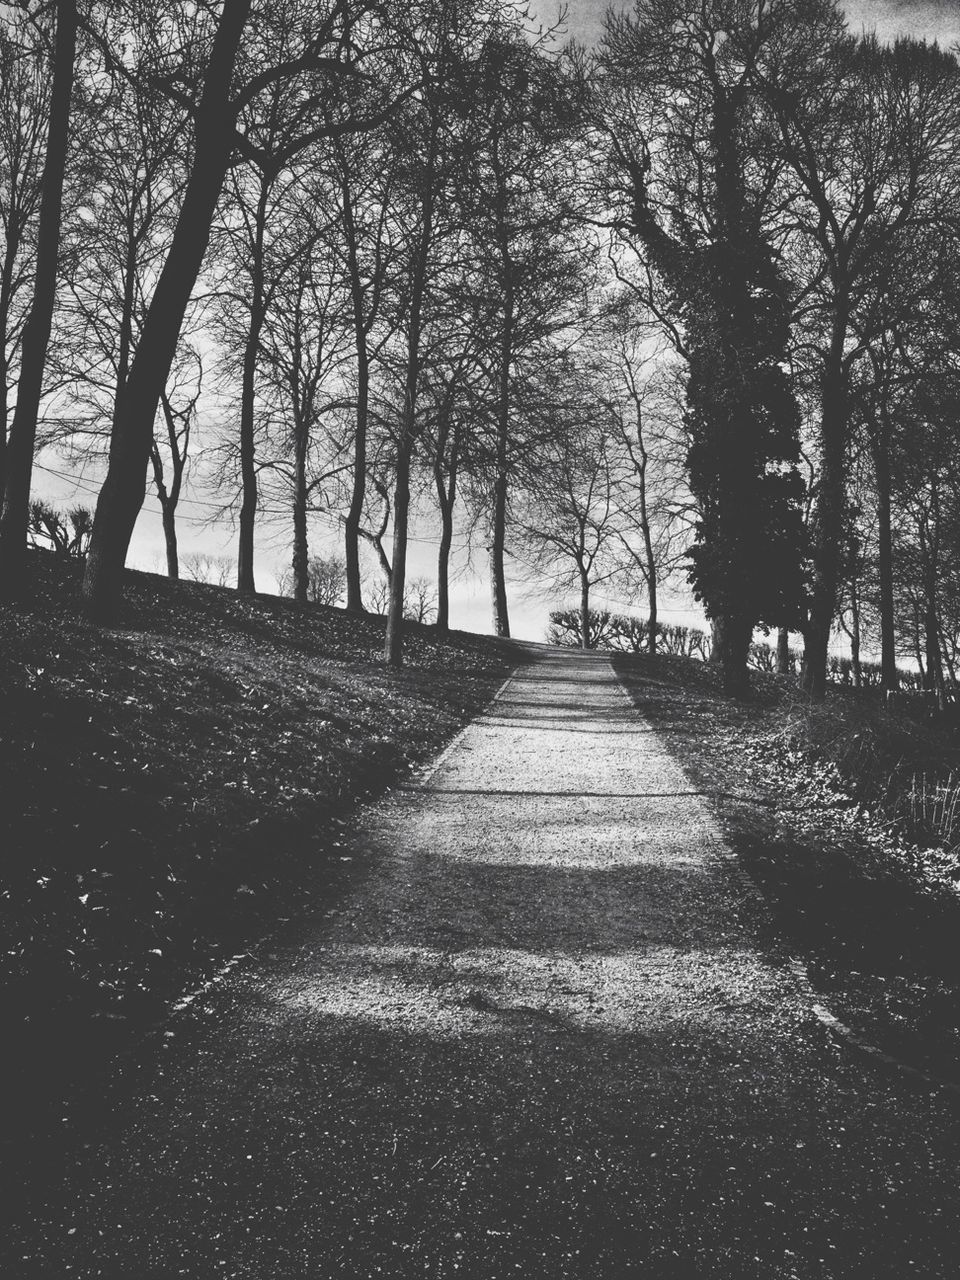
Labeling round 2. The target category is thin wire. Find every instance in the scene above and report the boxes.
[33,461,478,550]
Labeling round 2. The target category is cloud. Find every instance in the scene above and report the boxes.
[843,0,960,45]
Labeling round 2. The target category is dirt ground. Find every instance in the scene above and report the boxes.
[7,647,960,1279]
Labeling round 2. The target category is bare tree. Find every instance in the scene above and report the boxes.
[403,574,437,623]
[79,0,411,622]
[0,0,77,596]
[756,28,960,694]
[149,346,203,578]
[0,14,49,498]
[182,550,234,586]
[466,24,590,638]
[257,204,354,605]
[519,414,622,650]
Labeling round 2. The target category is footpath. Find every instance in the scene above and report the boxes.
[9,647,960,1278]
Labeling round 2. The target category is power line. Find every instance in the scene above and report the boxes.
[33,461,479,551]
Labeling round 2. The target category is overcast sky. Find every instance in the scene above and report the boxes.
[537,0,960,47]
[37,0,960,641]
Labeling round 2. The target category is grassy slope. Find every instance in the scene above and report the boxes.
[613,651,960,1083]
[1,552,521,1112]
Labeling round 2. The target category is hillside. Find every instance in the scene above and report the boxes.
[0,552,521,1119]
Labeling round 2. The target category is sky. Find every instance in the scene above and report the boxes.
[535,0,960,47]
[34,0,960,643]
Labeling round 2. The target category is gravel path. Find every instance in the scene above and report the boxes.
[11,647,960,1278]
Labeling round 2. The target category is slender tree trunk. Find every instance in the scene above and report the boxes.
[490,158,513,639]
[490,318,510,637]
[236,175,271,595]
[344,339,369,611]
[384,255,428,665]
[912,599,925,684]
[580,572,591,651]
[640,520,657,656]
[802,317,848,697]
[776,627,790,675]
[384,88,438,668]
[434,417,458,633]
[161,504,179,578]
[924,603,944,706]
[1,226,26,499]
[384,440,412,666]
[875,447,898,692]
[920,511,945,710]
[110,236,138,431]
[0,345,7,502]
[864,419,899,692]
[938,617,958,693]
[151,398,186,580]
[341,168,369,613]
[82,0,251,622]
[490,466,509,637]
[849,585,862,689]
[436,514,451,630]
[291,407,309,604]
[0,0,77,597]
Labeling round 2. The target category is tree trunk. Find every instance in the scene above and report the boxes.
[490,157,513,639]
[0,230,20,500]
[580,573,591,650]
[434,413,458,634]
[436,515,451,631]
[849,582,862,689]
[292,421,308,606]
[921,516,945,710]
[82,0,251,622]
[924,602,945,707]
[490,468,510,638]
[641,523,657,656]
[711,613,753,698]
[864,422,898,692]
[151,398,186,581]
[344,339,369,612]
[801,319,848,697]
[0,0,77,598]
[236,174,271,595]
[776,626,790,675]
[912,599,925,684]
[341,167,368,614]
[162,504,179,578]
[382,87,438,668]
[384,441,411,667]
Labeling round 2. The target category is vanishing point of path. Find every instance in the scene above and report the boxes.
[10,647,960,1278]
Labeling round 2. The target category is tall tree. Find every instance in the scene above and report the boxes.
[0,14,49,499]
[0,0,77,597]
[597,0,808,693]
[756,29,960,693]
[466,25,587,638]
[79,0,407,622]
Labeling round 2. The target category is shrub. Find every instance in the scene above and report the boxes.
[546,607,710,659]
[28,501,92,561]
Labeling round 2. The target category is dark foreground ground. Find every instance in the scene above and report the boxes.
[0,553,519,1149]
[5,647,960,1280]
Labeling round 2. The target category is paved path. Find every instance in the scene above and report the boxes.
[12,648,960,1277]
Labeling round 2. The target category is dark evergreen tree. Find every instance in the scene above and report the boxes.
[684,239,806,694]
